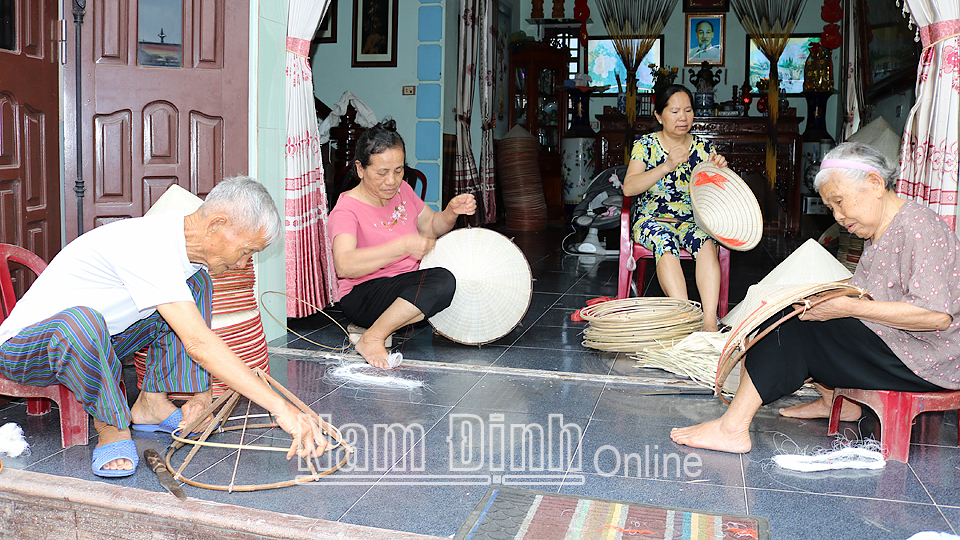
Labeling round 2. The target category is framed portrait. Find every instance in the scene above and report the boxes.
[312,0,337,44]
[685,14,724,66]
[582,36,664,95]
[682,0,728,13]
[351,0,398,68]
[744,34,820,95]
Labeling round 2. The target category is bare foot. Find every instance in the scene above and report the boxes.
[779,395,861,421]
[670,418,752,453]
[179,390,215,432]
[93,419,134,471]
[129,391,178,426]
[355,334,390,369]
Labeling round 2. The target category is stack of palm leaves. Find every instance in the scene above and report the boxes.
[595,0,679,164]
[730,0,807,189]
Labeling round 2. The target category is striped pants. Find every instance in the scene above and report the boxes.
[0,270,213,430]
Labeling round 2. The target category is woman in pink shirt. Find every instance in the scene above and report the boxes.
[329,120,476,367]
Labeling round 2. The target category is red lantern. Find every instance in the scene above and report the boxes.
[574,0,589,22]
[820,23,842,49]
[820,0,842,22]
[579,22,589,48]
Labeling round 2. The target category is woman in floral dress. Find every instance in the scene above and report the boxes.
[622,85,727,331]
[329,120,476,367]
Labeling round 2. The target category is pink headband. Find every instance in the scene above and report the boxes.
[819,159,881,175]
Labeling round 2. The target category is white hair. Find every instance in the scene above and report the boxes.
[813,142,898,193]
[199,176,283,245]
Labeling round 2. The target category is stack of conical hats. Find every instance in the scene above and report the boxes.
[497,126,548,231]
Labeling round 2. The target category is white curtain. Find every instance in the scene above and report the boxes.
[455,0,496,225]
[895,1,960,230]
[284,0,338,317]
[841,0,865,140]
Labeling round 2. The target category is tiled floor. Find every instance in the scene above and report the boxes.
[2,225,959,539]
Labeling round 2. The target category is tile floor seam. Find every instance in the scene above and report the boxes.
[740,454,750,514]
[743,484,944,506]
[910,461,947,507]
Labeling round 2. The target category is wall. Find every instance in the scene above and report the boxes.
[311,2,429,201]
[253,0,289,341]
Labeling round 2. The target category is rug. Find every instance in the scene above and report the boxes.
[454,486,770,540]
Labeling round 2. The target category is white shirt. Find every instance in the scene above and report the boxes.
[0,214,202,345]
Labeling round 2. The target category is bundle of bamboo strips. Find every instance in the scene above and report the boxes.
[632,331,739,396]
[581,297,703,352]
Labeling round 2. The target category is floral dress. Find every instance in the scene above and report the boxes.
[630,132,714,261]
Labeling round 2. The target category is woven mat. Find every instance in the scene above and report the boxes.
[454,486,770,540]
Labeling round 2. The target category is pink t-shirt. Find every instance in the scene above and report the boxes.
[329,181,426,297]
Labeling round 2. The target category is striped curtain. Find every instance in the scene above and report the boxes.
[284,0,338,317]
[895,1,960,230]
[455,0,497,224]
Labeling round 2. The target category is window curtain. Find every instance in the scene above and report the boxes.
[455,0,497,225]
[895,1,960,230]
[284,0,338,317]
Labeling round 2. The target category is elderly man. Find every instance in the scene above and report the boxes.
[688,20,721,62]
[0,176,326,477]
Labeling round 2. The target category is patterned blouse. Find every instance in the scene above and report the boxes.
[850,200,960,389]
[630,132,715,224]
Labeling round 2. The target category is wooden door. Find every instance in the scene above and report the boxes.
[0,0,62,267]
[63,0,249,239]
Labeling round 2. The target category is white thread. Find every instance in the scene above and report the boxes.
[327,361,424,390]
[773,447,885,472]
[0,423,30,457]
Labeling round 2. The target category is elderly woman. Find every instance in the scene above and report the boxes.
[623,84,727,331]
[329,120,476,368]
[671,142,960,453]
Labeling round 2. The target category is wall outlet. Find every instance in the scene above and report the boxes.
[402,86,416,96]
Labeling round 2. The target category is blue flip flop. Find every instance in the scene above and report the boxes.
[131,409,183,434]
[91,439,138,478]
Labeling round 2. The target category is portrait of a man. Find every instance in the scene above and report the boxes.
[685,14,724,66]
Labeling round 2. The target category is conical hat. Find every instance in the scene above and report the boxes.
[689,162,762,251]
[721,238,852,329]
[846,116,901,166]
[145,184,202,216]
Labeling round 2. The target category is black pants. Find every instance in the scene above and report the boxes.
[745,310,943,405]
[339,268,456,328]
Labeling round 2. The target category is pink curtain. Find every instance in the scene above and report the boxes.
[455,0,497,225]
[895,2,960,230]
[284,0,338,317]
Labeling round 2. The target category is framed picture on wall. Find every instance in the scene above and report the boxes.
[312,0,337,44]
[744,34,820,95]
[685,14,724,66]
[582,36,664,95]
[352,0,398,67]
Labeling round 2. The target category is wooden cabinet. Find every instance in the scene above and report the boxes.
[508,41,569,219]
[596,111,804,237]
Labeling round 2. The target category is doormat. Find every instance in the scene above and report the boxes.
[454,486,770,540]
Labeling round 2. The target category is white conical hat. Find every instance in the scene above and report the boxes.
[144,183,202,216]
[721,238,852,330]
[689,162,763,251]
[846,116,901,166]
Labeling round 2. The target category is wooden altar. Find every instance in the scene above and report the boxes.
[595,111,804,237]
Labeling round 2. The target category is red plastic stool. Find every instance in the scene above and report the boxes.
[827,388,960,463]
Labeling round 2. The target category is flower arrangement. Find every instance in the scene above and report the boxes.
[649,64,679,91]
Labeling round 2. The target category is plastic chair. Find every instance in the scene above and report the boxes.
[405,166,428,200]
[0,244,90,448]
[827,388,960,463]
[617,195,730,317]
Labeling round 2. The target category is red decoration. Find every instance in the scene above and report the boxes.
[579,22,589,48]
[820,0,842,23]
[821,23,842,49]
[819,0,842,50]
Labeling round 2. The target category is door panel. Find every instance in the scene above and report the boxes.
[64,0,249,239]
[0,0,62,279]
